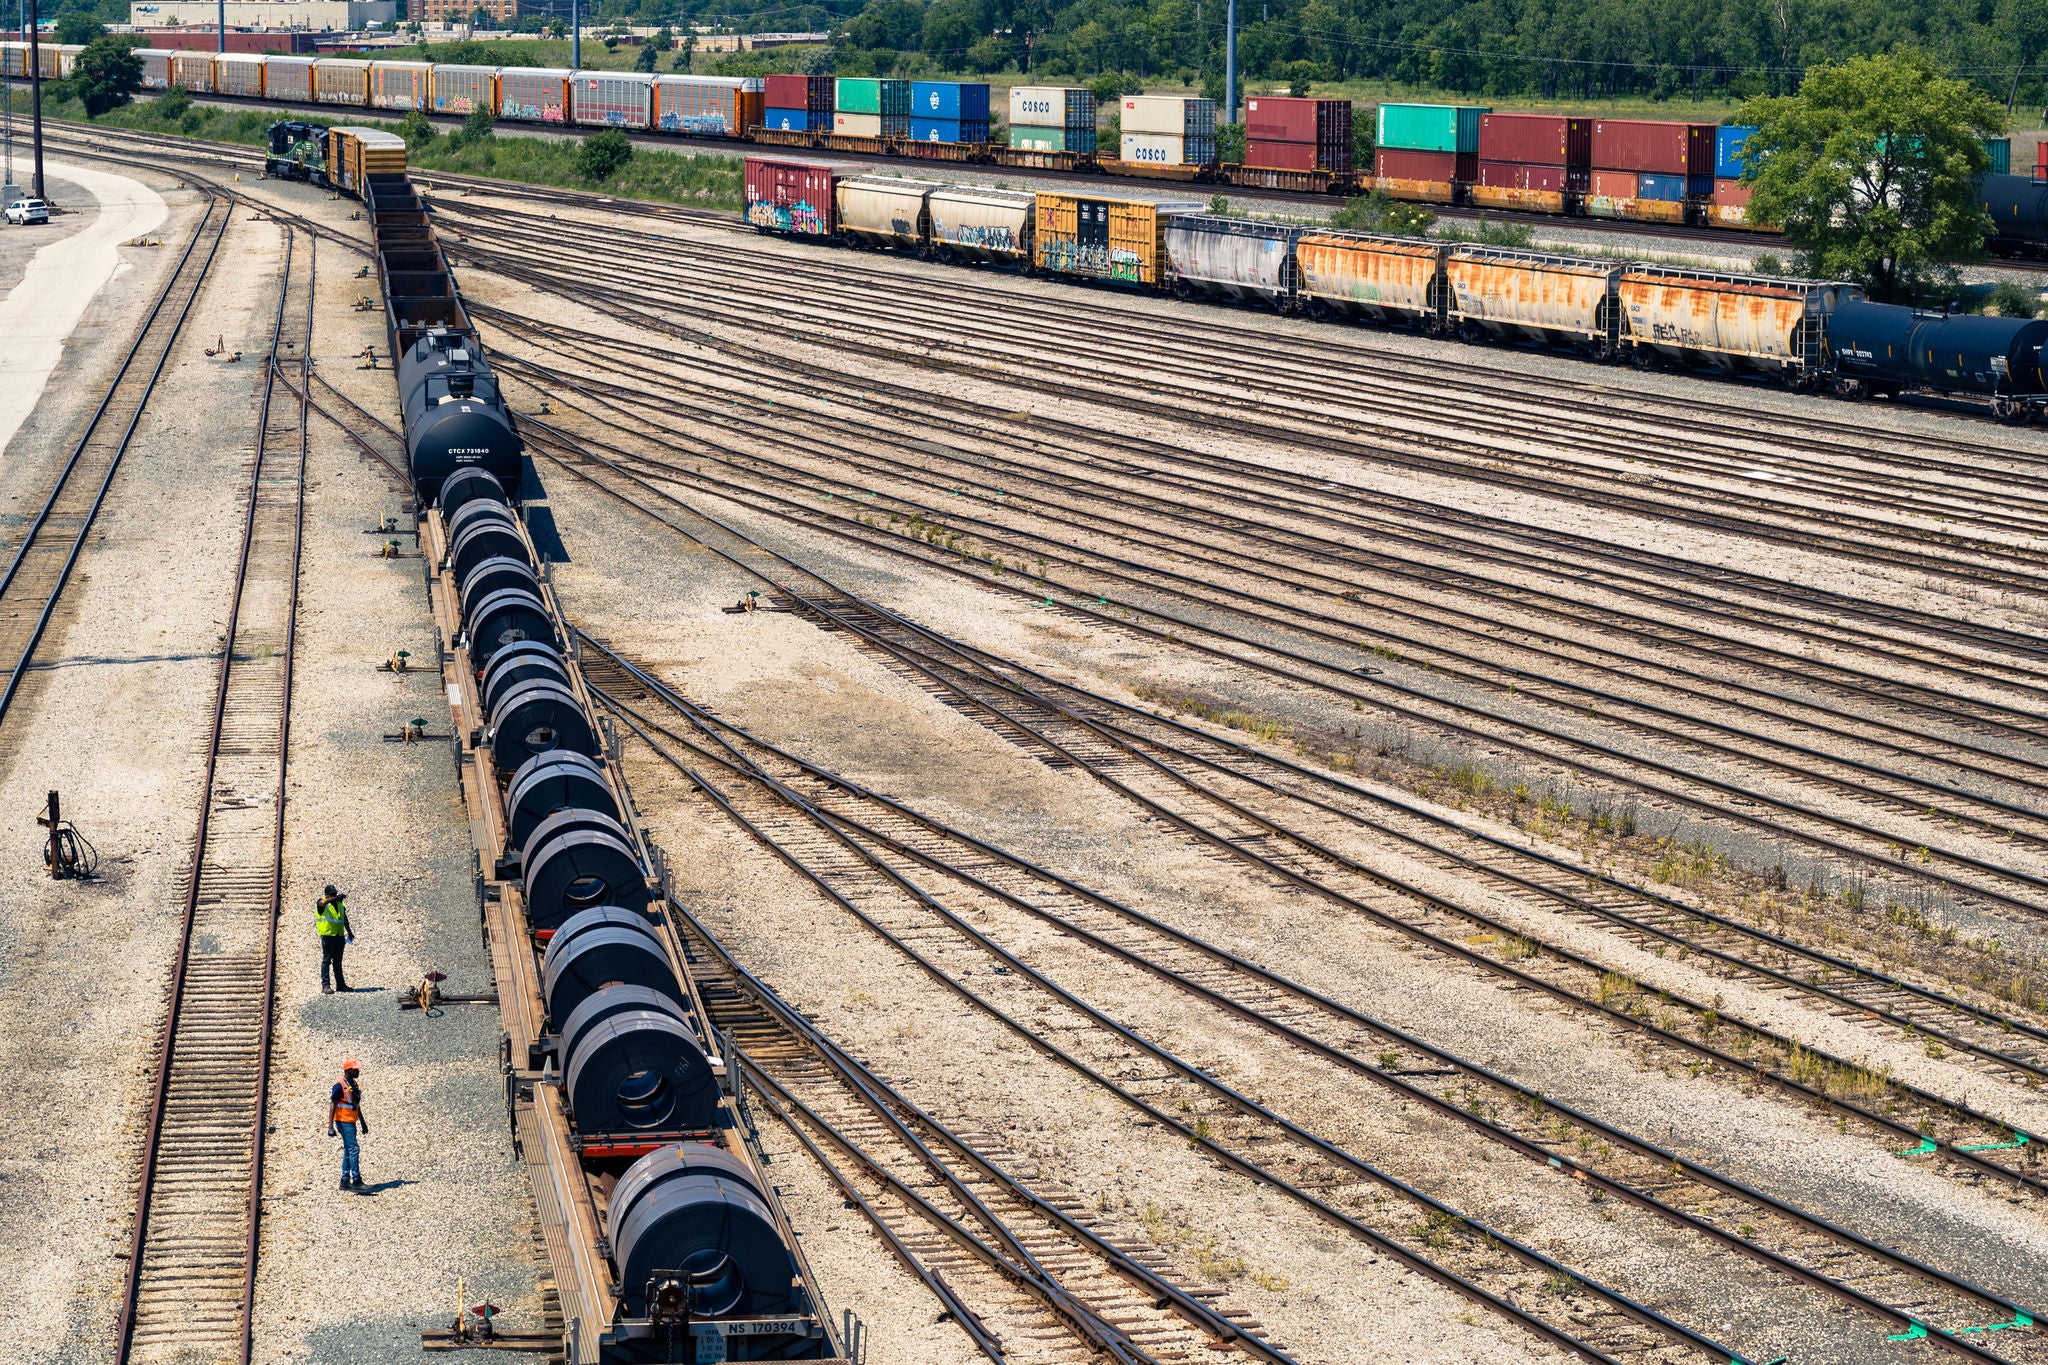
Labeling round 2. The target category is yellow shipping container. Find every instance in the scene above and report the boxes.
[1295,233,1442,323]
[327,126,408,196]
[1033,192,1201,285]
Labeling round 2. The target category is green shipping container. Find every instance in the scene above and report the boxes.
[835,77,909,116]
[1375,102,1488,154]
[1987,137,2012,175]
[1010,125,1089,152]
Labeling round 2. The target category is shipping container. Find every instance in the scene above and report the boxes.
[1122,133,1213,166]
[370,60,432,111]
[1163,214,1301,303]
[1477,113,1589,168]
[433,65,497,116]
[498,67,571,123]
[1009,85,1096,129]
[1636,172,1686,202]
[266,55,314,102]
[312,57,369,106]
[1445,246,1621,348]
[216,53,264,98]
[1374,102,1485,155]
[927,185,1035,263]
[170,51,215,93]
[654,75,759,135]
[1590,119,1712,176]
[1481,162,1569,192]
[1033,192,1201,285]
[1121,95,1216,139]
[911,80,989,122]
[762,107,812,132]
[834,111,883,138]
[1713,178,1752,208]
[571,71,653,129]
[1376,148,1458,181]
[1987,137,2012,176]
[1245,140,1319,172]
[764,73,831,117]
[135,48,175,91]
[1296,232,1444,324]
[1245,96,1353,173]
[744,156,841,235]
[1620,268,1849,373]
[835,77,909,117]
[837,176,939,249]
[1588,169,1637,198]
[326,125,407,195]
[1009,124,1093,153]
[1715,125,1758,180]
[910,117,989,143]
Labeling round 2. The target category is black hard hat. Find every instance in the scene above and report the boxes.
[323,884,339,897]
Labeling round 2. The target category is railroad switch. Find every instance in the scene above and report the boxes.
[721,591,763,615]
[36,791,97,881]
[419,1278,554,1352]
[359,346,380,370]
[383,717,451,743]
[400,969,499,1015]
[377,649,413,673]
[354,294,375,312]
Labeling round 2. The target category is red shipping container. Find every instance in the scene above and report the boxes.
[1713,178,1752,208]
[764,74,809,108]
[1590,119,1713,175]
[1590,169,1638,197]
[743,157,839,235]
[1375,148,1458,181]
[1478,113,1589,167]
[1478,161,1566,191]
[1246,139,1319,171]
[1245,96,1316,142]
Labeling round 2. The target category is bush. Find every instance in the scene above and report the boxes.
[153,85,193,120]
[1988,280,2043,317]
[1329,190,1437,237]
[71,36,142,118]
[576,127,633,182]
[461,106,494,141]
[400,108,437,148]
[55,12,105,43]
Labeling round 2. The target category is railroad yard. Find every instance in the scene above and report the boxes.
[5,123,2048,1365]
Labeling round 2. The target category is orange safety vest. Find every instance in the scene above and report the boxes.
[333,1079,361,1124]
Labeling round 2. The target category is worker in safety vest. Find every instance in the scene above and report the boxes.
[316,884,353,994]
[328,1059,370,1191]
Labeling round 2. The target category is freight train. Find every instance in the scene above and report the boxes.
[315,125,836,1361]
[747,156,2048,419]
[30,39,2048,253]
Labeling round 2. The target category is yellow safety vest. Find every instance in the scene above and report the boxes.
[317,898,347,937]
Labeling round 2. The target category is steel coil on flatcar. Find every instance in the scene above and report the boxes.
[505,749,619,844]
[459,554,541,615]
[467,587,559,666]
[481,642,571,714]
[438,465,510,517]
[524,828,650,929]
[544,930,685,1025]
[612,1174,797,1319]
[561,1004,719,1136]
[488,679,597,769]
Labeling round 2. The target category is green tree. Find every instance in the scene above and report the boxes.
[71,35,141,118]
[634,41,658,70]
[1737,49,2005,299]
[400,108,438,147]
[54,12,105,43]
[1996,0,2048,112]
[461,105,495,141]
[652,24,674,49]
[577,127,633,180]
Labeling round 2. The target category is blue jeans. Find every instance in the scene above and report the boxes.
[336,1122,360,1184]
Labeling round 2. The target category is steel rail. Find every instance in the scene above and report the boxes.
[594,646,2044,1356]
[521,428,2048,1200]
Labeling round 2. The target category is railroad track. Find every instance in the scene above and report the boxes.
[116,227,311,1365]
[0,190,230,727]
[583,642,2045,1364]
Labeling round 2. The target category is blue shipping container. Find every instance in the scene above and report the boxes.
[912,81,990,122]
[1715,125,1758,180]
[1637,173,1686,201]
[910,117,990,143]
[763,106,811,132]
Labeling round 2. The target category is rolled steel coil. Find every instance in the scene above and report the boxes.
[449,519,528,587]
[524,827,649,929]
[438,465,509,518]
[545,935,685,1028]
[467,587,559,668]
[540,904,660,970]
[459,554,540,616]
[480,641,571,715]
[522,805,633,861]
[561,998,719,1136]
[488,679,597,770]
[613,1168,796,1319]
[506,749,618,846]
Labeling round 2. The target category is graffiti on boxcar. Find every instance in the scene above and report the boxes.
[747,198,831,236]
[950,224,1018,252]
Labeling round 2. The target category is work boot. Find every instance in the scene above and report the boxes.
[322,984,334,994]
[339,1178,351,1190]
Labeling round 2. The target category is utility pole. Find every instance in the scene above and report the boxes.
[27,0,40,201]
[218,0,225,51]
[1223,0,1236,125]
[570,0,579,68]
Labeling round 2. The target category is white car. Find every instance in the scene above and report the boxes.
[4,198,49,225]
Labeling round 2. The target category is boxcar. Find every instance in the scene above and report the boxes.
[327,125,407,195]
[313,58,370,106]
[1446,246,1621,350]
[499,67,571,123]
[571,71,653,129]
[216,53,265,98]
[432,64,497,115]
[1034,192,1201,286]
[744,157,841,235]
[370,60,433,111]
[1163,214,1301,303]
[53,42,83,78]
[0,42,25,78]
[266,56,315,103]
[653,74,758,136]
[135,48,174,90]
[1295,232,1445,325]
[170,51,216,93]
[837,176,939,250]
[1619,269,1850,376]
[926,185,1034,264]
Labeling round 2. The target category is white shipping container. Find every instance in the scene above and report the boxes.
[1121,133,1189,166]
[1120,94,1205,136]
[927,185,1035,262]
[1008,85,1088,128]
[837,176,938,246]
[834,111,883,137]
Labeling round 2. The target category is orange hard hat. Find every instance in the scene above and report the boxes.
[342,1058,362,1072]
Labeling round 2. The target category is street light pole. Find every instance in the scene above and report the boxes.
[1223,0,1236,126]
[571,0,579,68]
[26,0,40,200]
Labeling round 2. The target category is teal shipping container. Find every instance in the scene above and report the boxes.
[835,77,909,117]
[1010,124,1094,153]
[1988,137,2012,175]
[1376,103,1488,154]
